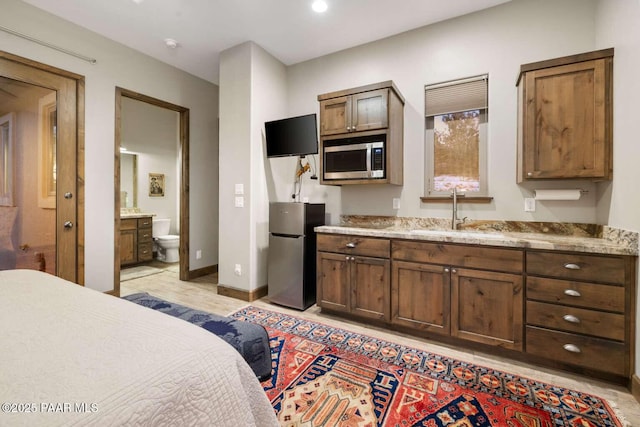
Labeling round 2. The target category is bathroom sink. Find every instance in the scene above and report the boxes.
[409,229,505,240]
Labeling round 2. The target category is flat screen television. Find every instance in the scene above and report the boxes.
[265,113,318,158]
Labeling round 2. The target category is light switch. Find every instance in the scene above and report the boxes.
[234,184,244,195]
[392,198,401,209]
[235,196,244,208]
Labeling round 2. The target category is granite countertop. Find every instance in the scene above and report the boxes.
[120,209,155,219]
[315,217,639,256]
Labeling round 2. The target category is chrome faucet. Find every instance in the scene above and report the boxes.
[451,188,467,230]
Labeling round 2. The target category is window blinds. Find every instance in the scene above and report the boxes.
[425,74,488,117]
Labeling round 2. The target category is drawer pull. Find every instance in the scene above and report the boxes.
[346,242,356,248]
[563,263,581,270]
[563,344,581,354]
[562,314,581,324]
[563,289,581,297]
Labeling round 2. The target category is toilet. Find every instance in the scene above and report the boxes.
[152,218,180,263]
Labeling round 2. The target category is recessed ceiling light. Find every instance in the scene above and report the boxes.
[131,0,144,4]
[164,38,179,49]
[312,0,328,13]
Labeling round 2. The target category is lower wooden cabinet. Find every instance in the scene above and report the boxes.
[451,268,523,350]
[524,250,633,378]
[120,216,153,267]
[317,234,390,321]
[391,260,450,336]
[391,241,523,351]
[316,232,635,384]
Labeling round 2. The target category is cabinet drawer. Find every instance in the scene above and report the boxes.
[138,243,153,261]
[526,301,624,341]
[138,217,153,228]
[121,218,137,231]
[527,276,624,312]
[317,234,390,258]
[392,240,523,273]
[526,251,625,284]
[138,228,153,243]
[526,326,626,376]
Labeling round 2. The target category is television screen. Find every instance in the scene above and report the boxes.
[265,113,318,158]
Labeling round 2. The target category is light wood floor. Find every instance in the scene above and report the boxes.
[120,263,640,425]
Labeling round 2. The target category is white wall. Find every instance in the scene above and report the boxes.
[594,0,640,375]
[122,98,180,234]
[1,0,219,290]
[218,42,287,292]
[286,0,599,225]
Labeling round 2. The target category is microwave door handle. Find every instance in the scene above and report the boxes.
[366,144,372,177]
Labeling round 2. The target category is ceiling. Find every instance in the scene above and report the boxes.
[21,0,511,85]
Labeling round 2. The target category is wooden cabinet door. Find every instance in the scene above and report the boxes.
[316,251,350,313]
[120,229,137,266]
[522,58,609,179]
[351,256,390,321]
[451,268,523,350]
[319,96,350,136]
[351,89,388,132]
[391,261,450,336]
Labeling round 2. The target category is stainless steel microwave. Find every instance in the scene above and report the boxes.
[323,141,385,180]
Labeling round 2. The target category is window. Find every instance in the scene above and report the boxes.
[0,112,15,207]
[425,75,488,197]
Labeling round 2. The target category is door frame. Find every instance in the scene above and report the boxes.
[113,88,190,295]
[0,50,85,284]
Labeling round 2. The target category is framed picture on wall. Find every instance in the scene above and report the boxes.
[149,173,165,197]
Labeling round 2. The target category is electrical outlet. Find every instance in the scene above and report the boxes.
[234,196,244,208]
[393,198,401,209]
[234,264,242,276]
[196,250,202,259]
[524,198,536,212]
[234,183,244,195]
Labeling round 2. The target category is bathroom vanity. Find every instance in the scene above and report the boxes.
[315,219,637,385]
[120,215,153,266]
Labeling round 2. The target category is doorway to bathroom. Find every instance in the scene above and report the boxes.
[113,88,189,295]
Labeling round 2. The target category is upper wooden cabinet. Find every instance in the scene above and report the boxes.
[516,48,613,182]
[319,88,389,136]
[318,81,404,185]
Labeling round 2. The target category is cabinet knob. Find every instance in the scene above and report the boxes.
[563,344,581,354]
[64,221,73,229]
[444,268,450,273]
[346,242,356,248]
[451,268,457,274]
[563,263,581,270]
[64,192,73,199]
[562,314,581,324]
[527,172,533,177]
[564,289,581,297]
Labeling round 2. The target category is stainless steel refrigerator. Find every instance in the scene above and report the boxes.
[267,202,325,310]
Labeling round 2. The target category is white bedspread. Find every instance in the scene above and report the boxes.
[0,269,279,426]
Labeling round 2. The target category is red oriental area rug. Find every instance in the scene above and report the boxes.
[231,306,624,427]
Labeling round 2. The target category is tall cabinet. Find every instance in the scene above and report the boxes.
[516,48,613,182]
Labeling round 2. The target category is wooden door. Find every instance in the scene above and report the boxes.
[391,260,450,335]
[351,256,390,321]
[316,251,350,312]
[451,268,523,350]
[319,96,350,136]
[351,89,388,132]
[0,53,81,282]
[523,59,609,179]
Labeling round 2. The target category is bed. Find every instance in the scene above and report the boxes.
[0,269,279,427]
